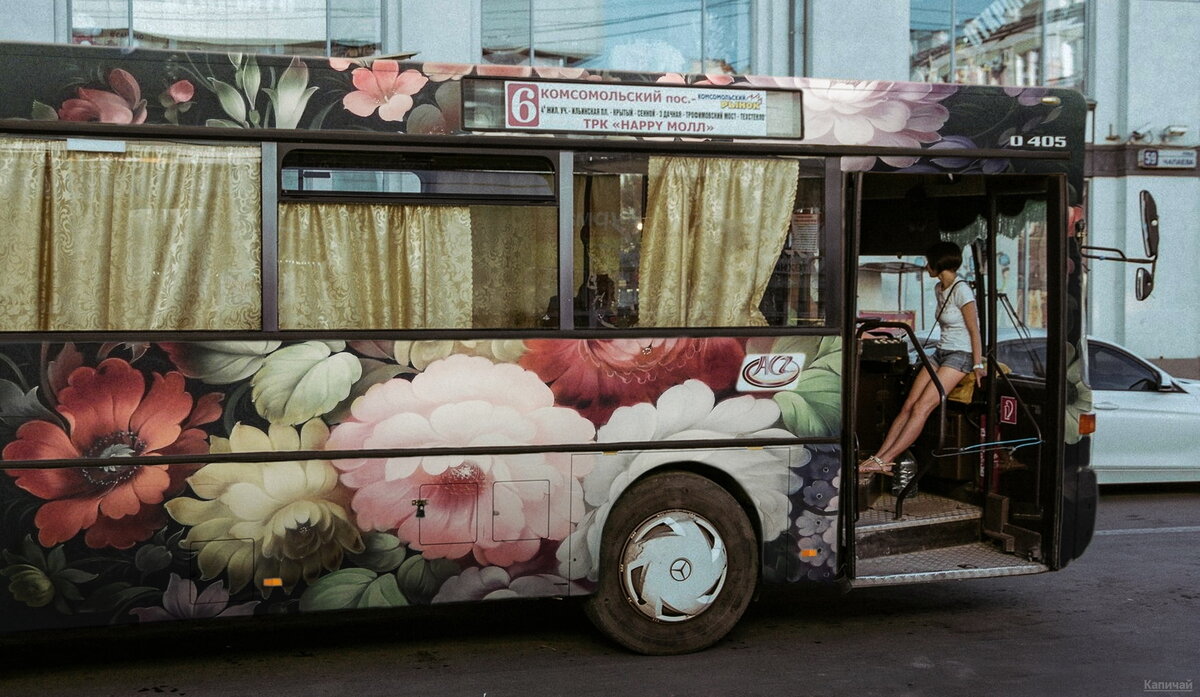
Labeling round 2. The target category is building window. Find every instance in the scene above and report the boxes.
[70,0,382,58]
[71,0,130,47]
[482,0,753,74]
[910,0,1086,91]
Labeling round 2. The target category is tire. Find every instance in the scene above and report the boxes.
[584,471,758,655]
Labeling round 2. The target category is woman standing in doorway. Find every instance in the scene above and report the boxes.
[861,241,986,473]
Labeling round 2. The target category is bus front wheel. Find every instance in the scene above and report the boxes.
[584,471,758,655]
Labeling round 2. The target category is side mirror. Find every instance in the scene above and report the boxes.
[1135,267,1155,301]
[1140,190,1159,258]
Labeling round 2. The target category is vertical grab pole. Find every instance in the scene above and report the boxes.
[985,189,1000,494]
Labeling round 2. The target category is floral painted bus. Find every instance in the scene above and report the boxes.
[0,41,1097,654]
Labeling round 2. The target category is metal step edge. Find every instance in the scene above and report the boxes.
[855,507,982,534]
[850,561,1047,587]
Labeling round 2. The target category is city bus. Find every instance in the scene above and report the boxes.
[0,41,1097,655]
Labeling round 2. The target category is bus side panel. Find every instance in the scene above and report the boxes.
[0,336,841,632]
[763,444,842,585]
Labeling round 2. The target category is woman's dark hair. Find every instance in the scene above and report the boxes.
[924,241,962,274]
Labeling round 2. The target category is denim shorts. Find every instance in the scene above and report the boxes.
[932,348,974,373]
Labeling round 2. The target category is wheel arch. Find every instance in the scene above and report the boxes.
[612,460,765,559]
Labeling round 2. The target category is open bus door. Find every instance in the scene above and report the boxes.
[845,172,1090,585]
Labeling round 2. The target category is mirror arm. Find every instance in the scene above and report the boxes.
[1080,245,1155,264]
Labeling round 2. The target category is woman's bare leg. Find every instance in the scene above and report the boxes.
[873,367,934,461]
[875,365,966,465]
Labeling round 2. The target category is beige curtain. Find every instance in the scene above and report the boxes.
[638,156,799,327]
[573,174,627,287]
[470,205,557,327]
[279,203,473,329]
[0,139,46,330]
[0,138,262,330]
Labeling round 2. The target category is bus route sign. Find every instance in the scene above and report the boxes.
[499,81,779,138]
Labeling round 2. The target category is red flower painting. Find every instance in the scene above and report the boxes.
[57,68,148,124]
[519,338,746,425]
[3,359,220,549]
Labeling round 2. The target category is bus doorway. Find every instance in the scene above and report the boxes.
[848,172,1069,585]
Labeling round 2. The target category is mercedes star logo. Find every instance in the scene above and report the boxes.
[670,558,692,582]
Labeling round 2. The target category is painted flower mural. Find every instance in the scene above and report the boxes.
[3,359,219,549]
[165,79,195,104]
[57,68,148,124]
[159,341,282,384]
[1003,86,1049,107]
[432,566,586,603]
[557,380,794,582]
[406,81,462,135]
[754,77,956,170]
[328,354,595,566]
[160,340,361,426]
[520,337,745,425]
[657,72,735,86]
[0,331,851,631]
[165,420,364,595]
[392,339,527,371]
[130,573,258,622]
[342,59,429,122]
[900,134,1009,175]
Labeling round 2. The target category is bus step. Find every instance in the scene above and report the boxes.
[855,492,982,560]
[851,542,1047,587]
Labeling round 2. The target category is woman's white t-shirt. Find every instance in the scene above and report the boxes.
[935,279,975,353]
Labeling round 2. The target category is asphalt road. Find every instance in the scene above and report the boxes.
[2,485,1197,697]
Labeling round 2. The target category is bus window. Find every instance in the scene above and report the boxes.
[572,153,826,328]
[995,196,1049,331]
[280,151,555,200]
[277,151,557,330]
[0,138,262,331]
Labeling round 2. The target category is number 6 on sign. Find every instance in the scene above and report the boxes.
[506,83,540,127]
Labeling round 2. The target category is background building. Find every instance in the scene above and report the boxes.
[1,0,1196,374]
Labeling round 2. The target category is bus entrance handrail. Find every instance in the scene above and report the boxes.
[855,319,946,519]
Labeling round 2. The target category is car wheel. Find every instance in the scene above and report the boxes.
[584,471,758,655]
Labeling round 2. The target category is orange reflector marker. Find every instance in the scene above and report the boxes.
[800,549,819,558]
[262,577,283,588]
[1079,413,1096,436]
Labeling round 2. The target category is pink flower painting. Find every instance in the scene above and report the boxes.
[165,79,194,104]
[749,77,956,170]
[328,355,595,567]
[58,68,148,124]
[342,60,429,122]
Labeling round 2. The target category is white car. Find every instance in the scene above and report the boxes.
[996,333,1200,484]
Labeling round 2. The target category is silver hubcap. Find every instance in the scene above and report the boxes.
[619,510,728,622]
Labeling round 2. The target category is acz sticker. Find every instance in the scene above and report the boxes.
[737,353,806,392]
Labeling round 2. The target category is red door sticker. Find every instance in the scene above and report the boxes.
[1000,395,1018,425]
